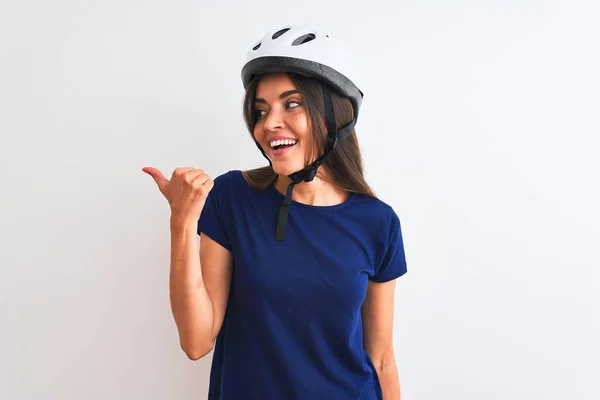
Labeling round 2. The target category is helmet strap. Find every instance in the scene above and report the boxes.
[252,85,356,241]
[275,85,349,241]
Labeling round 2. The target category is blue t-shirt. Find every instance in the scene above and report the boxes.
[197,170,407,400]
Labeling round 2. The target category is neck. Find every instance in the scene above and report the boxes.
[274,170,349,206]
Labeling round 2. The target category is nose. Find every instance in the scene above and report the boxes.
[263,107,284,132]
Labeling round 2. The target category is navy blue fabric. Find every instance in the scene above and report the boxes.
[197,170,407,400]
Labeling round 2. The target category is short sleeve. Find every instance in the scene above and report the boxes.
[197,176,232,252]
[370,212,407,282]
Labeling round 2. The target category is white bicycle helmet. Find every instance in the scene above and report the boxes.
[241,25,363,122]
[241,25,365,241]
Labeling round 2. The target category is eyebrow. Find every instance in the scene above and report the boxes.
[255,90,299,104]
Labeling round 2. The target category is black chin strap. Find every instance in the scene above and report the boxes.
[254,85,356,241]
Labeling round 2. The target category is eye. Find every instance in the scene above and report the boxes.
[254,100,301,119]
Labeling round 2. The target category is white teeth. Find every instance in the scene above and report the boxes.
[269,139,297,148]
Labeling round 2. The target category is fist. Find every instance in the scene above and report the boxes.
[142,166,214,221]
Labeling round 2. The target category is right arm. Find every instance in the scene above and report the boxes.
[169,215,233,360]
[142,166,233,361]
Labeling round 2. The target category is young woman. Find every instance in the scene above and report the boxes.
[143,25,408,399]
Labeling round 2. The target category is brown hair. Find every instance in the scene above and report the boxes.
[241,72,377,198]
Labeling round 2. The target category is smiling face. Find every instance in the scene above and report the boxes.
[253,73,314,176]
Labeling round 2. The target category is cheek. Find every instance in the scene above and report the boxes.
[291,113,309,138]
[253,124,263,142]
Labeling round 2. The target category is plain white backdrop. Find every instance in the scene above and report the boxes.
[1,0,598,399]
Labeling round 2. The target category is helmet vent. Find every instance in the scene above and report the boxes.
[272,28,290,40]
[252,42,261,50]
[292,33,316,46]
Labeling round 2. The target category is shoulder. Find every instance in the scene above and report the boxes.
[348,194,403,247]
[351,194,401,226]
[209,170,247,193]
[208,169,263,208]
[212,169,243,185]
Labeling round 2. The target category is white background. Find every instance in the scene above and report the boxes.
[1,0,598,399]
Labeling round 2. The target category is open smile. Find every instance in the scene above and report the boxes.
[269,138,298,156]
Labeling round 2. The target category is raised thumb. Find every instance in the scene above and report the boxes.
[142,167,169,192]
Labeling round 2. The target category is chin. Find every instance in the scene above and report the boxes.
[272,161,305,176]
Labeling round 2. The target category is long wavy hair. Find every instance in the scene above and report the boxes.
[241,72,377,198]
